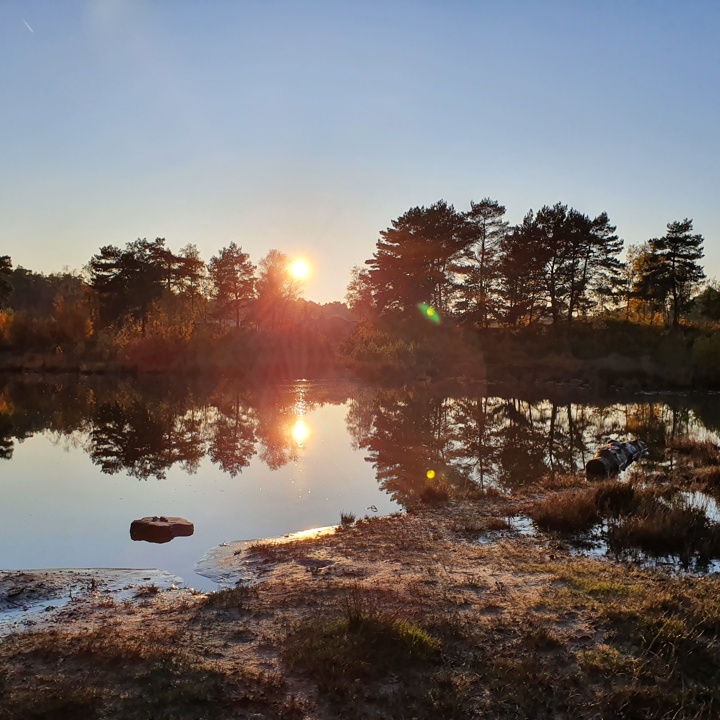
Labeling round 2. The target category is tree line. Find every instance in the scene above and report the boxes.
[347,200,710,330]
[0,242,324,354]
[0,198,714,369]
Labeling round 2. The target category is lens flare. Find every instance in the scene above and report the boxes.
[417,303,441,324]
[291,418,310,444]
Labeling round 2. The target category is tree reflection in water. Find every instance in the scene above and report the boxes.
[0,416,13,460]
[346,387,719,505]
[208,390,257,477]
[90,399,205,479]
[0,375,717,497]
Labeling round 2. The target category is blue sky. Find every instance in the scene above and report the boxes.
[1,1,718,303]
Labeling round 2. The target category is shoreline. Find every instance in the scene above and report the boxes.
[2,494,719,718]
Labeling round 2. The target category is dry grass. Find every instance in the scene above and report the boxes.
[0,624,283,720]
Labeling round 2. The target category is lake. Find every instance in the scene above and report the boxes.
[1,375,718,589]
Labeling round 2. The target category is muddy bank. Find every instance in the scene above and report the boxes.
[0,568,184,635]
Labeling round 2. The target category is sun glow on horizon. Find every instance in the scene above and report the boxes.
[290,259,310,279]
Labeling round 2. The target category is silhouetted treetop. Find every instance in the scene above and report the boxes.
[366,200,471,314]
[0,256,12,308]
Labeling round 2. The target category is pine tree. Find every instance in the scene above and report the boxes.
[208,243,256,329]
[646,219,705,329]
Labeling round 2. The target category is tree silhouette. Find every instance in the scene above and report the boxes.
[89,397,205,480]
[89,238,177,333]
[255,249,301,331]
[366,201,471,315]
[0,256,12,308]
[208,243,255,329]
[345,265,376,320]
[645,219,705,329]
[177,244,207,317]
[495,212,548,325]
[457,199,508,327]
[495,204,624,326]
[0,416,13,459]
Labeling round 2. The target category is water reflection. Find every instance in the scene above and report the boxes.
[90,397,204,479]
[345,387,719,505]
[0,375,718,508]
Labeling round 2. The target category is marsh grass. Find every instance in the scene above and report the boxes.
[530,480,720,565]
[530,488,599,532]
[132,583,161,599]
[606,493,720,565]
[594,480,639,517]
[453,515,512,539]
[242,540,284,561]
[419,481,450,506]
[667,436,720,464]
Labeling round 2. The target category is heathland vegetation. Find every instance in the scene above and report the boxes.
[1,199,717,386]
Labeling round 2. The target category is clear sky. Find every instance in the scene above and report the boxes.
[1,1,718,303]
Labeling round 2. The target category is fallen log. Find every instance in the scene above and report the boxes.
[585,439,647,478]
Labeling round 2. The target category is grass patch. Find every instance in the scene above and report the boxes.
[530,488,599,532]
[0,625,282,720]
[284,615,440,697]
[202,583,258,611]
[133,583,161,599]
[594,480,639,517]
[667,436,720,464]
[284,585,440,703]
[536,556,720,718]
[577,644,635,675]
[531,480,720,566]
[453,515,511,538]
[241,540,284,561]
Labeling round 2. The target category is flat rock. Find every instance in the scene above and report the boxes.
[130,516,194,544]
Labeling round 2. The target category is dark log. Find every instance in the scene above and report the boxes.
[585,440,647,478]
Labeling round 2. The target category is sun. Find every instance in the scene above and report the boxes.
[290,259,309,279]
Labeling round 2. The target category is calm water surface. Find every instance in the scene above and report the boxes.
[1,376,718,589]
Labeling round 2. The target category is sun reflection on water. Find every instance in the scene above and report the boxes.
[291,418,310,445]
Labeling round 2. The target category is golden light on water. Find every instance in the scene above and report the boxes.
[292,418,310,444]
[290,259,309,279]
